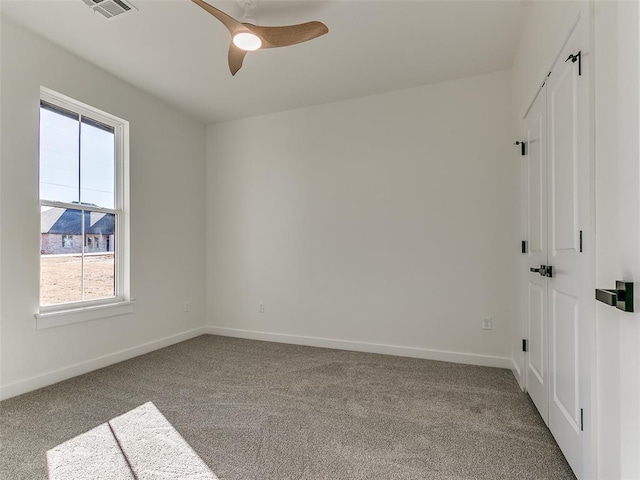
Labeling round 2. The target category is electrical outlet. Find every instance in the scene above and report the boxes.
[259,302,265,313]
[183,301,190,313]
[482,316,493,330]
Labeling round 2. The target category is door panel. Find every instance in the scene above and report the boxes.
[528,111,546,255]
[528,282,545,382]
[550,66,580,254]
[546,23,586,478]
[524,84,548,424]
[551,289,580,426]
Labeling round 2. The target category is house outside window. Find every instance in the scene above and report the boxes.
[38,88,130,324]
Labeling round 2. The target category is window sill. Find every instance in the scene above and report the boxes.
[35,300,135,330]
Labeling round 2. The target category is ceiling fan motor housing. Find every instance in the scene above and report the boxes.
[237,0,258,10]
[237,0,258,24]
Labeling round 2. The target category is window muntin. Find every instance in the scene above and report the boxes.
[39,90,128,311]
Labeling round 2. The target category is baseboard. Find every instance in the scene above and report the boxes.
[0,327,208,401]
[511,357,525,391]
[205,326,511,369]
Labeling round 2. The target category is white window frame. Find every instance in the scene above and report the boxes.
[35,87,133,329]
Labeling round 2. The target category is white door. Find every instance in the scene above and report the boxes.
[523,85,549,424]
[545,23,589,478]
[522,20,590,479]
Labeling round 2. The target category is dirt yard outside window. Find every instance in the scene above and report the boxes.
[40,253,115,306]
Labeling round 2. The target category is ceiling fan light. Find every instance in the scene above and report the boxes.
[233,32,262,51]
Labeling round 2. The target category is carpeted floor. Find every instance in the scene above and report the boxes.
[0,335,575,479]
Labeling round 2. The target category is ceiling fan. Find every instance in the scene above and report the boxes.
[191,0,329,76]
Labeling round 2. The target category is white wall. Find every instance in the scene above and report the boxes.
[206,70,517,367]
[0,18,207,400]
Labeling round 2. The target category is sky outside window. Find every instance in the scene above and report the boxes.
[40,104,115,208]
[39,107,80,204]
[80,119,115,208]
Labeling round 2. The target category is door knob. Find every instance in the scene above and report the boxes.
[530,267,540,273]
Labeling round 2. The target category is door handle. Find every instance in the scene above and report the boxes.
[595,281,634,312]
[530,265,553,277]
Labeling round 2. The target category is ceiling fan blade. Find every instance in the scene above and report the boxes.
[190,0,242,34]
[246,22,329,48]
[228,43,248,76]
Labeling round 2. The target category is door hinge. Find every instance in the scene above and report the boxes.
[579,230,583,252]
[522,339,528,352]
[565,51,582,76]
[514,141,526,156]
[521,240,528,254]
[580,408,584,431]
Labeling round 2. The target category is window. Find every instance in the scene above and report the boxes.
[37,88,131,326]
[62,235,74,248]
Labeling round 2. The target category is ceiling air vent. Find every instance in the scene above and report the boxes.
[81,0,137,20]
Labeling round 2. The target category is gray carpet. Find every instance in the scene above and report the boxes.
[0,335,575,479]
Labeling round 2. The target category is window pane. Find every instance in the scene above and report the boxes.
[39,107,80,203]
[83,212,116,300]
[80,119,115,209]
[41,207,82,306]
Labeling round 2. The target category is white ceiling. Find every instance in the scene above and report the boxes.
[1,0,530,124]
